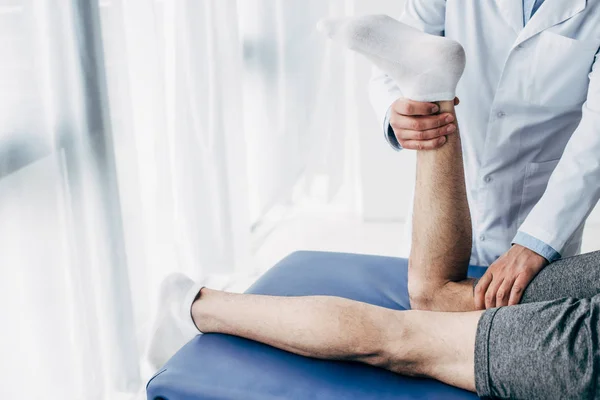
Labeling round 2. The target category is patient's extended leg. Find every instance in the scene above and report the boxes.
[193,288,483,392]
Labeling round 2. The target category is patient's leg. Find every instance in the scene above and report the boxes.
[318,14,474,311]
[192,15,600,395]
[188,19,481,392]
[404,98,600,310]
[193,288,483,392]
[407,100,476,311]
[388,96,479,312]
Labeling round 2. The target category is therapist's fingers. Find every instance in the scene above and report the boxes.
[392,98,441,116]
[485,277,504,309]
[390,113,455,132]
[496,276,516,307]
[474,273,493,310]
[508,273,534,306]
[394,123,457,142]
[400,136,447,150]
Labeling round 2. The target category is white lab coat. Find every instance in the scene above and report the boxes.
[370,0,600,266]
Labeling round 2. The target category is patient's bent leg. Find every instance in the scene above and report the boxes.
[408,100,476,312]
[407,100,600,310]
[408,112,600,310]
[407,104,600,310]
[318,15,475,311]
[192,288,482,392]
[318,13,600,311]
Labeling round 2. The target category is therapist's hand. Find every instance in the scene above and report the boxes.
[389,97,460,150]
[474,244,549,309]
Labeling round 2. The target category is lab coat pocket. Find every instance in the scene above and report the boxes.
[517,159,561,227]
[528,31,598,108]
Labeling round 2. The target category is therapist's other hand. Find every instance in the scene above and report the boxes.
[474,244,549,309]
[389,97,460,150]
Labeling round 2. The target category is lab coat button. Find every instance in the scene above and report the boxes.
[479,235,486,241]
[496,111,506,119]
[484,175,492,183]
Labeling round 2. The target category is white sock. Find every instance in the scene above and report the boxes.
[146,273,204,370]
[317,14,466,102]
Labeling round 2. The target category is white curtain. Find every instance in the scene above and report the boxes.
[0,0,359,398]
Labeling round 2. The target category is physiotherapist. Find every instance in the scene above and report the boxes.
[370,0,600,309]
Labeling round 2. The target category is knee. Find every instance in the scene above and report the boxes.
[408,283,443,311]
[408,286,438,311]
[407,272,444,311]
[408,278,467,311]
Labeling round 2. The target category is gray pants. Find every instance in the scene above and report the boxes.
[474,251,600,399]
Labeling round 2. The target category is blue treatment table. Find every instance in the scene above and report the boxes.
[147,251,487,399]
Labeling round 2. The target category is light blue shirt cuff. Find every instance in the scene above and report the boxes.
[384,106,402,151]
[513,231,561,262]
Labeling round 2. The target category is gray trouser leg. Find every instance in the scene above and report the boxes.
[474,251,600,399]
[520,250,600,303]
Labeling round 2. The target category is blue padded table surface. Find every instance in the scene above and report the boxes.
[147,251,487,400]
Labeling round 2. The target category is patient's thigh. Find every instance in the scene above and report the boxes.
[520,251,600,304]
